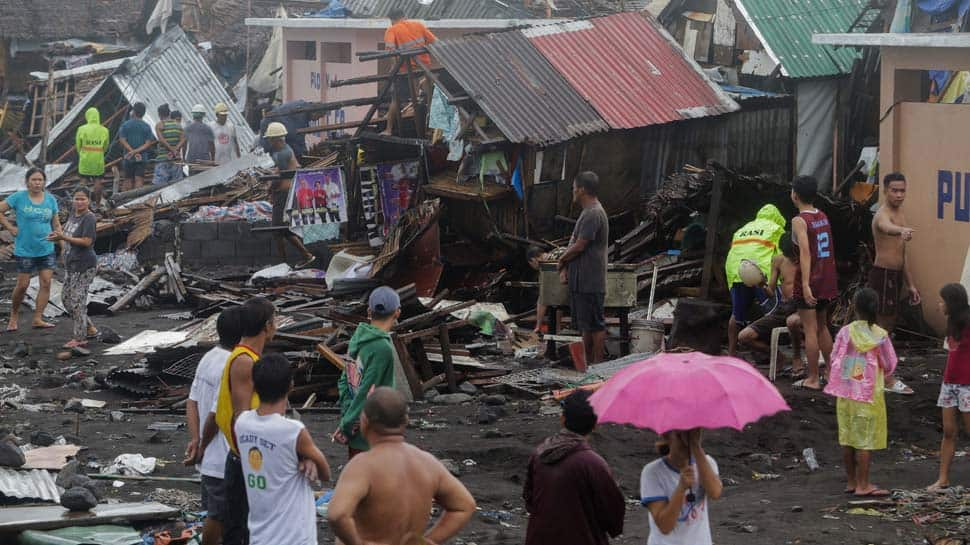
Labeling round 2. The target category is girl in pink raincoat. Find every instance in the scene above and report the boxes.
[824,287,898,497]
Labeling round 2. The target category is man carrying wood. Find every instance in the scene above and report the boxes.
[333,286,401,459]
[559,172,609,364]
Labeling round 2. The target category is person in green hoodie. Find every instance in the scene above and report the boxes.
[334,286,400,459]
[74,107,109,202]
[724,204,787,357]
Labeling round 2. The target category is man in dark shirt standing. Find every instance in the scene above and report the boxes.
[265,122,316,268]
[524,390,625,545]
[559,171,609,363]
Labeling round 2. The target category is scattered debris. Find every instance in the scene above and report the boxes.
[103,454,157,476]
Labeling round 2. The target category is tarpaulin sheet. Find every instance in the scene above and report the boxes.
[18,524,141,545]
[186,201,273,223]
[795,79,837,190]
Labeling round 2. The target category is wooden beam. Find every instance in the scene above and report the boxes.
[700,169,724,299]
[107,265,165,313]
[438,324,458,393]
[296,119,378,134]
[396,319,468,343]
[354,56,406,138]
[315,342,348,371]
[392,334,424,400]
[357,46,427,61]
[263,96,383,118]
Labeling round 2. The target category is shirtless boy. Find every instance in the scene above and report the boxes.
[328,387,476,545]
[739,233,803,367]
[790,176,838,390]
[869,172,919,395]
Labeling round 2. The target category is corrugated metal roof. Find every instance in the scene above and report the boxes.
[734,0,867,79]
[0,467,60,502]
[523,13,738,129]
[428,32,608,145]
[341,0,532,19]
[27,27,256,162]
[0,161,71,196]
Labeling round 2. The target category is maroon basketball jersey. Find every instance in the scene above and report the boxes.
[792,209,838,300]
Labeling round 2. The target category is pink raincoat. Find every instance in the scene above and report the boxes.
[824,321,898,403]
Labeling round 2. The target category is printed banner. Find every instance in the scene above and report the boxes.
[285,167,347,234]
[377,160,419,235]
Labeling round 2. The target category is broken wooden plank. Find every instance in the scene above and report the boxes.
[394,300,477,332]
[396,319,468,343]
[391,333,424,400]
[0,502,179,532]
[315,342,349,371]
[107,265,165,313]
[165,253,188,302]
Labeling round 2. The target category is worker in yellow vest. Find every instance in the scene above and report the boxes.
[74,107,109,203]
[725,204,787,356]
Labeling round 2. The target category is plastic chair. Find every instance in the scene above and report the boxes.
[768,326,789,382]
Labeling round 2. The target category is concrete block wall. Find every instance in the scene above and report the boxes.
[179,221,305,269]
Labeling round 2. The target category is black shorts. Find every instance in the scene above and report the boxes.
[122,160,146,178]
[794,298,831,311]
[201,475,226,521]
[394,74,413,101]
[221,452,249,545]
[271,189,288,231]
[749,300,797,341]
[571,292,605,332]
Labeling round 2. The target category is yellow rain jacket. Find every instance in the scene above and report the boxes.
[724,204,786,286]
[75,108,109,177]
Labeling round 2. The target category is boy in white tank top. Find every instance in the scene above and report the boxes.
[235,354,331,545]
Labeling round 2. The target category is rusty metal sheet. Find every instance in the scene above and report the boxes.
[0,468,60,503]
[395,221,442,298]
[428,32,608,146]
[524,13,738,129]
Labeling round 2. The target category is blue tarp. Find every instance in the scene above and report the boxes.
[917,0,970,16]
[306,0,348,18]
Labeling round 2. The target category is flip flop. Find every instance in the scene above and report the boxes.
[62,340,88,349]
[886,380,914,395]
[296,256,317,269]
[5,326,17,333]
[792,379,822,391]
[32,322,56,329]
[844,487,856,494]
[854,487,891,497]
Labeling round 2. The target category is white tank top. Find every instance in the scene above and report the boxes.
[235,410,316,545]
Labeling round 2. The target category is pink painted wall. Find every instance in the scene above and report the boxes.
[281,26,490,146]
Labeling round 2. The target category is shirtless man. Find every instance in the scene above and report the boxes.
[328,387,476,545]
[869,172,920,395]
[739,233,803,368]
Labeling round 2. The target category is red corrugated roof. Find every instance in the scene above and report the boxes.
[523,13,738,129]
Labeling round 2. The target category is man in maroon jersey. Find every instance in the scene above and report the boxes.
[790,175,838,390]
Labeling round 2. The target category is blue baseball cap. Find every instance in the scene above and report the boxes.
[368,286,401,315]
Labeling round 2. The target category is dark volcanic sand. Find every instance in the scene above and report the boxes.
[0,308,966,545]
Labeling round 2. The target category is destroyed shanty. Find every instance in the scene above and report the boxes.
[0,0,969,544]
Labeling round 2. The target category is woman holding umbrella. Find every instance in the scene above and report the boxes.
[641,430,722,544]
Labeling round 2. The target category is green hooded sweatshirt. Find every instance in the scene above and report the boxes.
[75,108,109,177]
[724,204,787,286]
[337,322,396,451]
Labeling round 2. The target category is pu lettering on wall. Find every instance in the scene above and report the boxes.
[938,170,970,222]
[310,72,322,90]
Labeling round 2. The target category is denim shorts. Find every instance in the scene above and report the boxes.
[16,254,56,274]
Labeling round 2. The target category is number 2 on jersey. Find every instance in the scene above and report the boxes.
[816,232,831,258]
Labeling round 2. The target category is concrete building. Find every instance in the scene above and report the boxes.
[815,32,970,334]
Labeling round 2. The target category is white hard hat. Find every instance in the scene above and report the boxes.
[191,104,206,114]
[739,259,765,287]
[264,122,288,138]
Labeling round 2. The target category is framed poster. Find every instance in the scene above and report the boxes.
[285,167,348,232]
[376,160,419,235]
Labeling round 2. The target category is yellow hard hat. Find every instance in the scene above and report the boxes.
[264,122,288,138]
[214,102,229,114]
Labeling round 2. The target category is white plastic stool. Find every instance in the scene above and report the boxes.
[768,326,789,382]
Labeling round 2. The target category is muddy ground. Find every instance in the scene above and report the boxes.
[0,302,967,545]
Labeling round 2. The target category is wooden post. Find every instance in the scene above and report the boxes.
[411,338,434,380]
[618,309,630,356]
[37,58,55,164]
[700,170,724,299]
[391,333,424,400]
[438,324,458,393]
[108,265,165,313]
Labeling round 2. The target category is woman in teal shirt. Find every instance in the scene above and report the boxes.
[0,168,61,331]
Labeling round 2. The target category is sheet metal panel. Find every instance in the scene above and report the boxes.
[524,13,738,129]
[342,0,525,18]
[734,0,866,79]
[429,32,608,145]
[112,27,257,152]
[0,468,60,502]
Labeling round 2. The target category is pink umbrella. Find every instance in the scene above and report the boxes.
[589,352,790,433]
